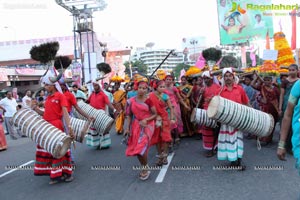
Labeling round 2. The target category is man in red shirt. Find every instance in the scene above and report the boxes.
[218,68,249,170]
[86,81,116,150]
[60,82,93,163]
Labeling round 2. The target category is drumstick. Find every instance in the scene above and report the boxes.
[195,89,204,109]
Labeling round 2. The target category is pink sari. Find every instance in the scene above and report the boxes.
[0,123,7,151]
[126,97,155,156]
[164,87,183,133]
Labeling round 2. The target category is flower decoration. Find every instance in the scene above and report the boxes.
[110,75,124,82]
[185,66,201,77]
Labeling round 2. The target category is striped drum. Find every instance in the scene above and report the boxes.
[207,96,274,138]
[75,101,114,133]
[11,108,72,159]
[70,117,90,143]
[190,108,217,128]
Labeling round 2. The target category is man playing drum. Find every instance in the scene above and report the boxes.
[200,71,221,157]
[217,68,249,170]
[86,81,116,150]
[32,71,75,184]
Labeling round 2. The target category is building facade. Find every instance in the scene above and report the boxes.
[132,48,184,75]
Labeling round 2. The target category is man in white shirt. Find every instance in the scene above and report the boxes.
[72,84,87,101]
[0,91,19,139]
[22,90,32,108]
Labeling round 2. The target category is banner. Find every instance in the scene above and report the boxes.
[181,36,206,62]
[0,69,8,81]
[217,0,274,45]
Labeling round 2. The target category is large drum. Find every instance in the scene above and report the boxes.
[70,117,90,143]
[11,108,72,159]
[190,108,217,128]
[207,96,274,138]
[75,101,114,133]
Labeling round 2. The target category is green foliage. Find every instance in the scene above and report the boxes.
[124,60,148,75]
[173,63,190,79]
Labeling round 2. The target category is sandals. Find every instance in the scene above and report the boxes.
[49,180,59,185]
[139,170,151,181]
[161,153,168,165]
[64,176,74,182]
[156,157,163,166]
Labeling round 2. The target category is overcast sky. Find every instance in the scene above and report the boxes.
[0,0,299,50]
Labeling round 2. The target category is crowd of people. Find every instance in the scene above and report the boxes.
[0,62,299,183]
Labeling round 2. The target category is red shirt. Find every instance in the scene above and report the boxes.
[203,83,221,109]
[44,92,68,122]
[64,91,77,113]
[88,91,109,110]
[220,84,249,105]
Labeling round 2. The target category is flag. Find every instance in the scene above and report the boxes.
[266,30,270,50]
[291,9,297,50]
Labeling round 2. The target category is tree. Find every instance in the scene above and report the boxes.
[173,63,190,79]
[246,52,263,67]
[124,60,148,75]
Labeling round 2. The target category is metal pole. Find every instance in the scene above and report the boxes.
[73,14,78,61]
[86,29,92,82]
[91,17,95,52]
[79,32,85,83]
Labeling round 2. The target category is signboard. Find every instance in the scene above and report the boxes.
[217,0,274,45]
[0,69,8,81]
[181,36,206,62]
[262,50,278,60]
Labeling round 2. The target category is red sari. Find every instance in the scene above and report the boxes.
[34,92,73,179]
[201,83,221,150]
[259,85,280,143]
[149,92,172,145]
[126,97,155,156]
[0,122,7,151]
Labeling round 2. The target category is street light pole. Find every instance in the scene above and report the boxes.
[126,46,133,78]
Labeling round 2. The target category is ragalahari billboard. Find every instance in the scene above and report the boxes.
[217,0,278,45]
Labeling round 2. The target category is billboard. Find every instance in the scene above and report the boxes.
[217,0,274,45]
[181,36,206,62]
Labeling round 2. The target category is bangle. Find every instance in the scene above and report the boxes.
[278,140,285,149]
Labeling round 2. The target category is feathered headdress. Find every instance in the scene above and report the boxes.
[96,63,112,80]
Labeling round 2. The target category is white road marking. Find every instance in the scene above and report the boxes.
[0,160,35,178]
[155,152,174,183]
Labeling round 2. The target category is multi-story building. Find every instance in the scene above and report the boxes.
[132,48,184,75]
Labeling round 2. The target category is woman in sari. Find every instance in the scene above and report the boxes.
[191,76,205,138]
[178,76,194,137]
[164,75,190,146]
[125,81,157,181]
[0,113,7,151]
[149,80,175,166]
[112,81,127,135]
[278,64,299,153]
[32,77,74,185]
[252,74,280,145]
[277,80,300,174]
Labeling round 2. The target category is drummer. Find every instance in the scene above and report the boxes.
[217,68,249,170]
[31,69,75,184]
[85,80,116,150]
[59,79,93,163]
[200,71,221,157]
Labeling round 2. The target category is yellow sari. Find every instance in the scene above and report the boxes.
[113,90,127,134]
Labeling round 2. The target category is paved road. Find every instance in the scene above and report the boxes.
[1,124,300,200]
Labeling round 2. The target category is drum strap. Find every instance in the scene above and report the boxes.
[256,137,262,151]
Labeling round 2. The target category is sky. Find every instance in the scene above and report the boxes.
[0,0,220,50]
[0,0,299,50]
